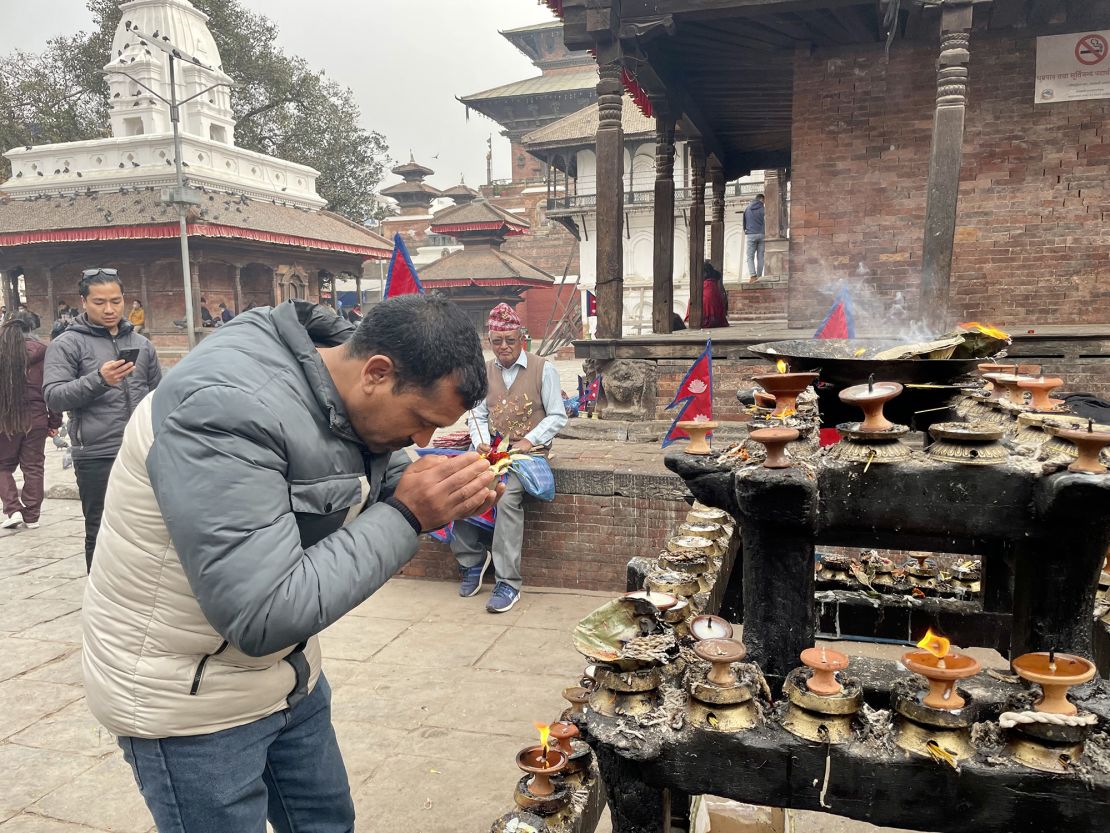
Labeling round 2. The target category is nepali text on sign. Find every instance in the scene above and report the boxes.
[1035,31,1110,104]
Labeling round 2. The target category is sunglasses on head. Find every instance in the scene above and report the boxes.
[82,268,118,277]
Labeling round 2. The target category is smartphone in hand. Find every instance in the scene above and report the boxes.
[117,348,141,365]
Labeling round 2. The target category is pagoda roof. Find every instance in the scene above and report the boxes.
[380,180,442,198]
[501,20,563,35]
[430,200,529,236]
[460,68,597,104]
[441,181,480,199]
[420,246,553,289]
[522,96,655,149]
[0,185,390,258]
[391,155,435,179]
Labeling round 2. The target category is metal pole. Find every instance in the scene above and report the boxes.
[169,57,197,349]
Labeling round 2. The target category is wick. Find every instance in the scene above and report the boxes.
[1049,648,1057,673]
[868,373,874,393]
[937,657,947,670]
[820,646,828,664]
[1089,419,1095,434]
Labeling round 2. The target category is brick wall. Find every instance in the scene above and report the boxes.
[727,282,788,322]
[654,358,769,422]
[788,33,1110,331]
[401,468,690,592]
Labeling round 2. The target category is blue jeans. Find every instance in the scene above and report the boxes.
[119,675,354,833]
[745,233,765,279]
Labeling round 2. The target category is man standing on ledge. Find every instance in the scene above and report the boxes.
[82,295,502,830]
[743,192,766,282]
[453,302,567,613]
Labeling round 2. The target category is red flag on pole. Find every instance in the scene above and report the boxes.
[384,233,424,299]
[814,289,854,339]
[662,340,713,447]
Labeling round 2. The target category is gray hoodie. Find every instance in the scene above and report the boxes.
[43,313,162,459]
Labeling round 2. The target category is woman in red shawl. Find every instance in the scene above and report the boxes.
[686,261,730,328]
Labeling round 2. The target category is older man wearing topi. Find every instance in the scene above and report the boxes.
[452,303,568,613]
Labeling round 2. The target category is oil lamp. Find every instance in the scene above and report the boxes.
[1006,651,1098,773]
[689,614,734,641]
[752,363,819,419]
[514,722,570,814]
[782,646,862,744]
[687,638,757,731]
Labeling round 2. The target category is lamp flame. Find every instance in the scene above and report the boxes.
[777,407,797,419]
[776,360,788,374]
[917,628,951,660]
[533,721,550,759]
[958,321,1010,340]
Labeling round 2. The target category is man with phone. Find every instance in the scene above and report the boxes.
[43,268,161,571]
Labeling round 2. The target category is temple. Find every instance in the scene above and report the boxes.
[0,0,389,356]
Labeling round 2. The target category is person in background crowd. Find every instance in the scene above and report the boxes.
[700,261,729,328]
[17,303,41,331]
[200,296,216,327]
[218,302,235,324]
[347,305,362,324]
[0,312,62,529]
[743,192,766,282]
[128,300,145,334]
[453,302,568,613]
[43,268,162,571]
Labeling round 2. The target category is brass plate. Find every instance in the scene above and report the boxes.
[688,699,758,732]
[781,705,855,744]
[893,718,975,761]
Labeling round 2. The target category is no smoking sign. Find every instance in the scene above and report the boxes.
[1075,34,1108,65]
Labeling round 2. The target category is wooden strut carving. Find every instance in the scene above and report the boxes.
[709,159,726,274]
[936,30,971,108]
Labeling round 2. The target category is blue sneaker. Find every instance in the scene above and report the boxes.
[486,581,520,613]
[458,552,492,598]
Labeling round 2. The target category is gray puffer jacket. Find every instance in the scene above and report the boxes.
[82,300,418,738]
[43,314,161,459]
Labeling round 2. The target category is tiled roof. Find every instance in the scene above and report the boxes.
[420,247,553,285]
[460,68,598,103]
[381,181,442,197]
[501,20,564,34]
[0,184,390,254]
[522,96,655,148]
[431,199,529,232]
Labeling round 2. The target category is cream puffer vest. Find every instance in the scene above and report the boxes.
[82,395,364,739]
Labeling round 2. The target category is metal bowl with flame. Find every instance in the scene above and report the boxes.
[748,338,1003,429]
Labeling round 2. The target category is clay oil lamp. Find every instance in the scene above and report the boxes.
[668,532,722,560]
[1054,420,1110,474]
[646,568,701,599]
[840,377,903,432]
[894,629,981,761]
[865,552,898,592]
[548,720,592,775]
[1007,651,1098,772]
[688,505,729,526]
[978,363,1016,393]
[1017,376,1064,411]
[903,554,938,590]
[514,722,570,814]
[560,685,590,719]
[688,638,757,731]
[815,553,855,587]
[749,427,799,468]
[622,589,679,614]
[676,418,718,455]
[901,629,981,710]
[1017,363,1042,376]
[752,361,819,419]
[754,390,777,411]
[782,647,862,744]
[947,561,981,596]
[982,373,1026,407]
[926,422,1008,466]
[677,520,727,544]
[1012,651,1096,717]
[689,614,734,642]
[827,376,911,465]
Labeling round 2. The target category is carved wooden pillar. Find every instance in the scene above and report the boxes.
[764,170,782,239]
[920,0,974,334]
[709,158,726,275]
[652,103,677,334]
[44,266,55,327]
[190,259,202,335]
[355,270,363,311]
[687,139,706,331]
[232,264,243,314]
[138,264,150,331]
[595,60,625,340]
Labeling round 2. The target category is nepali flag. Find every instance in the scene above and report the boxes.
[581,375,601,411]
[814,289,854,339]
[585,289,598,317]
[384,233,424,299]
[662,339,713,448]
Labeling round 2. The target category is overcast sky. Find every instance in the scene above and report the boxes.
[0,0,559,189]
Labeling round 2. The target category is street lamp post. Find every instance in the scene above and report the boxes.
[107,21,231,350]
